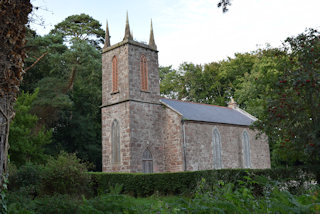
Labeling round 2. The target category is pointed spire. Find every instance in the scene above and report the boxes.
[104,20,110,48]
[148,19,157,50]
[123,11,133,40]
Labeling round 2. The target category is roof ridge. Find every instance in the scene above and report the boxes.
[160,98,231,109]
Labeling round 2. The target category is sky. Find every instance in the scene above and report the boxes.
[30,0,320,68]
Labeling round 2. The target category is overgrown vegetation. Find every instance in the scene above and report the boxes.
[90,167,320,197]
[7,158,320,213]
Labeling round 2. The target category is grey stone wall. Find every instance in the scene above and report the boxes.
[183,121,270,171]
[128,43,160,104]
[162,107,184,172]
[102,44,129,106]
[101,102,131,172]
[129,101,164,172]
[101,40,160,107]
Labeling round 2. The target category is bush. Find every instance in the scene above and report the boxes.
[9,162,42,190]
[90,167,319,197]
[8,194,80,214]
[41,151,92,196]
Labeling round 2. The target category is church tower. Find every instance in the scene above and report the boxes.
[101,14,164,172]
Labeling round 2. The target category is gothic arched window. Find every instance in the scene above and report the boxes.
[111,119,120,163]
[112,56,118,92]
[142,148,153,173]
[242,131,251,168]
[140,55,148,91]
[212,128,222,169]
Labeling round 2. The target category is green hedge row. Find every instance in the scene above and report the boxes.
[90,166,320,197]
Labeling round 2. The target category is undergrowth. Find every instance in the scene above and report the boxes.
[7,175,320,214]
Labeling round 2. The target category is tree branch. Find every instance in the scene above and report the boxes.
[24,52,48,72]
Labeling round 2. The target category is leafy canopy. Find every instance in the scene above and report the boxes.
[50,13,105,48]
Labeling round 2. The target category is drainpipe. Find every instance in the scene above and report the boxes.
[182,120,187,171]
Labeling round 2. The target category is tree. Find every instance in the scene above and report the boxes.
[20,15,103,169]
[9,89,52,167]
[159,66,181,99]
[50,13,105,49]
[217,0,232,12]
[51,40,102,170]
[234,48,288,118]
[0,0,32,184]
[255,29,320,165]
[21,28,68,92]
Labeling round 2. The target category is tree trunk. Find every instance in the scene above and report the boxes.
[0,97,13,184]
[0,0,32,186]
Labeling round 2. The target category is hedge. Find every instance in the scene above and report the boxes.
[90,166,320,197]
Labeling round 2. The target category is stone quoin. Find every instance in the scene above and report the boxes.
[101,13,271,173]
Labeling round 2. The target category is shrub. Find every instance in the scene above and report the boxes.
[8,162,42,191]
[8,194,80,214]
[90,167,319,197]
[41,151,92,196]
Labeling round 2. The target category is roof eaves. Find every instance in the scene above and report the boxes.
[183,119,250,127]
[160,98,231,109]
[233,107,258,121]
[160,100,183,117]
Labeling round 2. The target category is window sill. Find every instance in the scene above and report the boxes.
[112,162,121,165]
[111,91,120,95]
[140,90,150,93]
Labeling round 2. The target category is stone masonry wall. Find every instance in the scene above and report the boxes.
[184,121,270,171]
[162,107,184,172]
[101,41,160,107]
[128,42,160,103]
[129,101,165,173]
[102,43,129,106]
[101,102,131,172]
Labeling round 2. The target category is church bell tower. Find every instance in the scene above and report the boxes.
[101,14,163,173]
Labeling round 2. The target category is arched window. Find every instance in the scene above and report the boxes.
[242,131,251,168]
[111,119,120,163]
[142,148,153,173]
[112,56,118,92]
[140,55,148,91]
[212,128,222,169]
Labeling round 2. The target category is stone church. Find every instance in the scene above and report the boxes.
[101,15,270,173]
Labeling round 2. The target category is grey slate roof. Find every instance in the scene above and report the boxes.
[160,98,255,126]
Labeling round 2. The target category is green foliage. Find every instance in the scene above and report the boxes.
[22,18,102,170]
[8,194,80,214]
[159,51,281,109]
[9,90,52,167]
[255,28,320,166]
[50,40,102,170]
[7,174,320,214]
[8,152,92,207]
[50,13,105,49]
[22,29,68,92]
[41,152,91,196]
[8,162,42,192]
[159,65,181,99]
[90,167,319,197]
[234,48,287,118]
